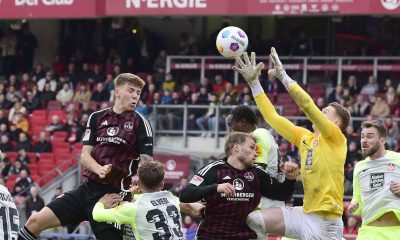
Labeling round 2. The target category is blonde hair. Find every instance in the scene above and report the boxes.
[114,73,145,89]
[224,132,256,157]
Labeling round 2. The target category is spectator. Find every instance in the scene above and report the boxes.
[78,103,93,120]
[91,64,106,84]
[25,186,45,219]
[142,83,156,105]
[360,75,379,97]
[265,75,282,102]
[182,215,199,229]
[31,63,45,82]
[78,62,93,82]
[0,94,12,109]
[370,95,390,117]
[199,77,213,93]
[188,93,206,130]
[180,84,192,103]
[45,115,65,135]
[16,148,31,165]
[197,86,210,104]
[20,73,34,94]
[344,162,354,194]
[0,135,14,152]
[343,216,359,235]
[0,110,9,126]
[236,86,251,104]
[37,71,57,92]
[0,124,8,139]
[104,73,115,93]
[327,85,343,103]
[55,82,74,105]
[385,86,397,107]
[219,82,238,102]
[346,75,359,95]
[380,78,393,93]
[160,89,173,104]
[346,141,362,166]
[9,160,28,176]
[153,49,167,85]
[90,83,110,102]
[135,100,150,118]
[23,90,41,112]
[385,117,399,150]
[33,132,52,153]
[16,132,32,152]
[316,97,326,110]
[8,124,20,142]
[12,169,32,197]
[39,83,56,105]
[196,94,217,137]
[1,154,12,178]
[211,74,228,96]
[12,112,29,133]
[171,177,188,195]
[353,95,370,117]
[290,31,313,56]
[6,85,22,102]
[162,72,176,92]
[8,100,27,122]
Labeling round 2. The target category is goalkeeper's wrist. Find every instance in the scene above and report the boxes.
[249,80,264,97]
[281,74,296,90]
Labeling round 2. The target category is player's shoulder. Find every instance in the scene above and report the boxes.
[354,158,368,174]
[385,150,400,162]
[0,184,11,195]
[196,160,226,177]
[87,108,111,125]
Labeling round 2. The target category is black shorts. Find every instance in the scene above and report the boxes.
[47,179,132,240]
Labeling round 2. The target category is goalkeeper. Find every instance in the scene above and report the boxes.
[348,120,400,239]
[233,48,350,239]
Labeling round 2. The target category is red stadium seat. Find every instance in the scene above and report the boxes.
[53,131,68,142]
[28,163,39,175]
[39,153,54,163]
[31,110,47,119]
[47,101,62,110]
[5,152,18,164]
[6,180,15,191]
[27,152,37,163]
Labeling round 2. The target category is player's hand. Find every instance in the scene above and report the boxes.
[129,180,141,194]
[348,201,359,213]
[99,193,122,208]
[98,164,112,179]
[232,52,264,87]
[390,181,400,197]
[217,183,236,197]
[280,161,299,180]
[188,202,205,217]
[268,47,287,81]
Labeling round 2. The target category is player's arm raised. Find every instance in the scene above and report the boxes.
[268,47,338,139]
[233,52,309,147]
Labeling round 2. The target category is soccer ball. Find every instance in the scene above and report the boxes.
[216,26,248,59]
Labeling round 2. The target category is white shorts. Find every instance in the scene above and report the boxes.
[282,206,343,240]
[254,197,285,239]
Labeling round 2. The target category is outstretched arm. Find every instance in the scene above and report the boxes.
[233,52,309,147]
[268,47,341,139]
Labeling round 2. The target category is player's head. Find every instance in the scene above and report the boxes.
[321,102,351,132]
[361,120,387,158]
[114,73,145,111]
[226,105,258,133]
[138,160,165,192]
[224,132,257,168]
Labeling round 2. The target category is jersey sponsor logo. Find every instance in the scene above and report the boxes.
[370,173,385,189]
[223,175,231,180]
[233,178,244,191]
[255,143,262,157]
[124,121,134,131]
[221,192,255,201]
[82,129,91,141]
[107,127,119,136]
[387,163,396,171]
[101,120,108,126]
[96,136,126,144]
[190,175,204,186]
[244,172,254,181]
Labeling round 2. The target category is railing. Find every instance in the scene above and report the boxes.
[149,104,384,148]
[166,55,400,85]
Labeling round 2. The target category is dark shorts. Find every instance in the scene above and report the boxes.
[47,179,132,240]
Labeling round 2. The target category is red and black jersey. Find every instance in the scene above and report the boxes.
[180,159,295,240]
[82,108,153,190]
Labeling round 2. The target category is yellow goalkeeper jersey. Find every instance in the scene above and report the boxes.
[254,83,346,218]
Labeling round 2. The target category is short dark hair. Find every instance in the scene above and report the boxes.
[329,102,351,132]
[361,120,387,138]
[229,105,258,126]
[114,73,145,89]
[138,161,165,190]
[224,132,256,157]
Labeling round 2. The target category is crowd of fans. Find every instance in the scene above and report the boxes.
[1,20,400,238]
